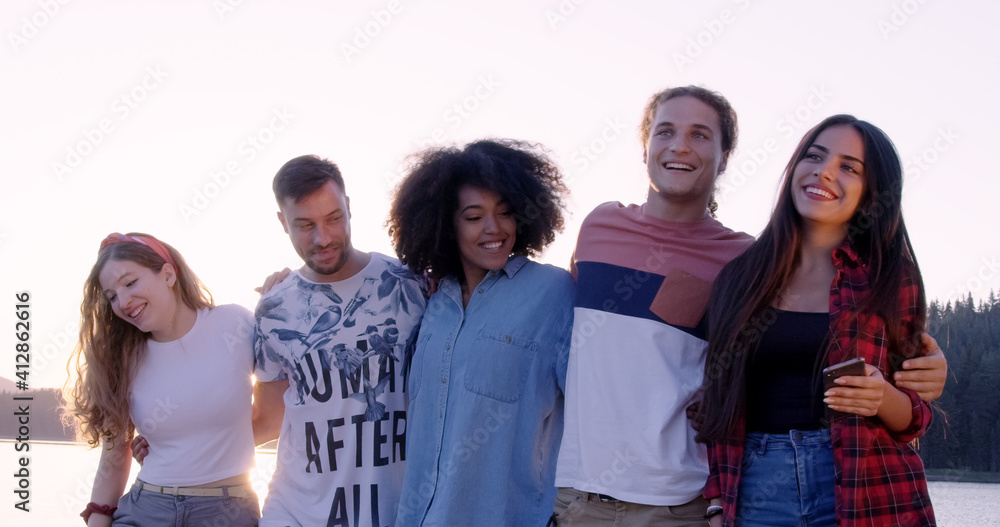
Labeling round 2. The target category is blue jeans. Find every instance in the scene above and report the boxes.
[112,480,260,526]
[736,429,835,527]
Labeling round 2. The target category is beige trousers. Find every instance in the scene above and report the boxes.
[551,487,708,527]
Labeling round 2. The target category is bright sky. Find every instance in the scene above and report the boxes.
[3,0,998,389]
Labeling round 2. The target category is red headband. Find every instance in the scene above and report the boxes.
[100,233,177,269]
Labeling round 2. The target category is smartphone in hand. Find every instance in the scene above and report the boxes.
[823,357,866,421]
[823,357,867,392]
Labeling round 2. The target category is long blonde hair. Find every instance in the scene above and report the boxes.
[62,233,213,447]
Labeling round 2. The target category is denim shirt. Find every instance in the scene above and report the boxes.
[395,255,574,526]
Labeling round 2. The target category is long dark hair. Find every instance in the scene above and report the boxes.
[696,115,926,441]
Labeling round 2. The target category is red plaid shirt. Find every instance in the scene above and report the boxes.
[704,242,935,526]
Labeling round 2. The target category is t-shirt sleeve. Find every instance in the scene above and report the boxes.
[253,294,289,382]
[229,304,258,375]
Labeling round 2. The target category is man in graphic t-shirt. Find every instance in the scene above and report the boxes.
[252,155,426,527]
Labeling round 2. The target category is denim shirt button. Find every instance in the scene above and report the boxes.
[446,344,451,350]
[441,377,447,384]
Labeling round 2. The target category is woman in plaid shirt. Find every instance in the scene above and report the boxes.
[696,115,936,526]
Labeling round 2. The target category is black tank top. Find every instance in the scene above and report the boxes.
[745,309,829,433]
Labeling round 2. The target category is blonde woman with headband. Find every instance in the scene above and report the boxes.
[64,233,259,526]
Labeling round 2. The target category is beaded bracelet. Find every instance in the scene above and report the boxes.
[81,502,117,525]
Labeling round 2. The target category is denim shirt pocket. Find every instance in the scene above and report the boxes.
[464,330,537,403]
[408,332,431,400]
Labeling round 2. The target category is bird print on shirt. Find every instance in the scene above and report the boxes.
[254,268,426,418]
[343,277,376,327]
[349,375,392,421]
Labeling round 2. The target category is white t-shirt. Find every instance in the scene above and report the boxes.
[254,253,426,527]
[130,304,256,486]
[555,202,753,505]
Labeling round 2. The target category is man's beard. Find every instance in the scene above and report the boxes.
[306,244,349,277]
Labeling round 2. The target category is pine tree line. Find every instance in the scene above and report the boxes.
[0,387,76,441]
[920,291,1000,473]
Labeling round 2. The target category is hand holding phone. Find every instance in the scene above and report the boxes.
[823,357,866,392]
[823,357,869,420]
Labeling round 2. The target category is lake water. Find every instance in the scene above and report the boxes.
[2,441,996,525]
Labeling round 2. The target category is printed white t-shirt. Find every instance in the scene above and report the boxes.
[254,253,426,527]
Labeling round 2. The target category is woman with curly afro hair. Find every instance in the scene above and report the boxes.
[388,139,575,526]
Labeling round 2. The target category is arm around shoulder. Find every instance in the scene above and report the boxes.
[894,333,947,402]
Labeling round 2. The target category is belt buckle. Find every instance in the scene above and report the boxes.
[597,493,617,503]
[159,486,181,496]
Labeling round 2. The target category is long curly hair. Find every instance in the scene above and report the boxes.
[387,139,567,280]
[62,233,213,447]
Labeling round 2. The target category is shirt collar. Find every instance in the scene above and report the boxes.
[440,254,529,303]
[498,254,529,278]
[831,239,865,270]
